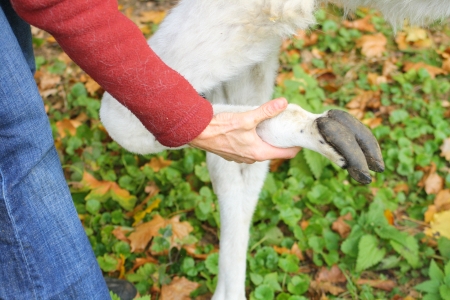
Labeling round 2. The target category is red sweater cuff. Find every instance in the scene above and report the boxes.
[12,0,213,147]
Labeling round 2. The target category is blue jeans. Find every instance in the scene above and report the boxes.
[0,1,110,299]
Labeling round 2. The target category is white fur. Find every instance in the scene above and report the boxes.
[331,0,450,28]
[100,0,450,298]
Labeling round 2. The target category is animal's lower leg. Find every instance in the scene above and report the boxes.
[208,153,269,300]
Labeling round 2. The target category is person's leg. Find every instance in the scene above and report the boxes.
[0,3,110,299]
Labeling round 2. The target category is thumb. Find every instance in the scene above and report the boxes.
[251,98,288,124]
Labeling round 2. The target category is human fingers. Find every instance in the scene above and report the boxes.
[247,137,300,161]
[246,98,289,125]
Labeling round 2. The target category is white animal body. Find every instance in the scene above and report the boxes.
[100,0,448,298]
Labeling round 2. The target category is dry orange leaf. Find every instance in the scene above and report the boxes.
[418,163,444,195]
[442,58,450,73]
[362,117,383,129]
[395,32,409,50]
[273,245,291,255]
[128,214,193,252]
[384,210,395,225]
[56,119,82,138]
[140,10,167,24]
[346,90,381,120]
[273,243,304,260]
[357,279,396,291]
[331,213,352,238]
[382,59,398,77]
[309,280,345,296]
[424,205,437,223]
[342,15,375,32]
[393,183,409,194]
[276,72,293,87]
[435,189,450,211]
[315,265,346,283]
[425,173,444,195]
[130,257,158,273]
[290,243,304,261]
[39,72,61,90]
[85,77,102,96]
[81,172,136,210]
[440,137,450,161]
[270,159,287,172]
[356,33,387,58]
[367,73,388,86]
[160,276,199,300]
[294,30,319,47]
[403,62,447,79]
[143,156,172,172]
[183,244,218,260]
[112,227,131,243]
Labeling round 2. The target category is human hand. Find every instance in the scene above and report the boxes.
[189,98,301,163]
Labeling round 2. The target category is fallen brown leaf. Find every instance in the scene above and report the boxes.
[112,227,131,243]
[56,119,82,138]
[342,15,375,32]
[273,243,304,261]
[294,30,319,47]
[362,117,383,129]
[139,10,167,24]
[440,137,450,161]
[424,205,437,223]
[418,163,444,195]
[357,279,396,291]
[403,62,447,79]
[270,159,287,172]
[160,276,199,300]
[346,90,381,120]
[142,156,172,172]
[384,210,395,225]
[128,215,193,252]
[39,72,61,90]
[183,244,218,260]
[309,280,345,296]
[395,32,409,50]
[356,33,387,58]
[130,257,158,273]
[435,189,450,211]
[425,173,444,195]
[367,73,388,86]
[382,59,398,77]
[315,265,346,283]
[331,213,352,238]
[393,183,409,194]
[85,77,102,96]
[273,245,291,255]
[290,243,304,261]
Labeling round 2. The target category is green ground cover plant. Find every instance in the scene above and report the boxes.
[33,3,450,299]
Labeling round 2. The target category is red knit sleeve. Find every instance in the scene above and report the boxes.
[11,0,213,147]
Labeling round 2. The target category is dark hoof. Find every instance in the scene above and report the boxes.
[316,117,372,184]
[327,110,385,173]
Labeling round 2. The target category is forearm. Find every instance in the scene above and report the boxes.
[11,0,212,147]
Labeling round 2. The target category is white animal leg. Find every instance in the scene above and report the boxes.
[207,154,269,300]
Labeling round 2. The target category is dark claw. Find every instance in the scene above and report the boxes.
[316,117,372,184]
[327,110,385,173]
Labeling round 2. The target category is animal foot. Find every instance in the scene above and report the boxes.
[316,110,384,184]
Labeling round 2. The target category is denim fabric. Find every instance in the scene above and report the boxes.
[0,2,110,299]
